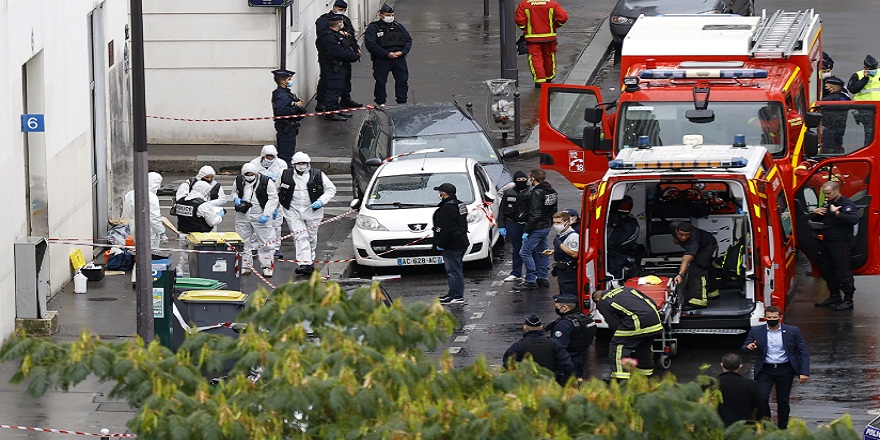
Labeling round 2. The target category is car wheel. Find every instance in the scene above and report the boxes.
[477,239,495,269]
[352,261,374,278]
[351,175,363,201]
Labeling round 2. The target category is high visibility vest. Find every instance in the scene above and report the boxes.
[854,71,880,101]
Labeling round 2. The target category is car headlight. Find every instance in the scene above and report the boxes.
[467,210,482,224]
[611,15,635,25]
[356,215,388,231]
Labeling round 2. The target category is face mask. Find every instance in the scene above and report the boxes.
[244,174,256,182]
[821,71,831,79]
[869,70,878,76]
[766,319,780,327]
[553,223,567,232]
[295,164,310,173]
[555,308,566,316]
[286,79,294,88]
[261,158,275,168]
[334,9,346,15]
[382,15,394,23]
[514,180,528,190]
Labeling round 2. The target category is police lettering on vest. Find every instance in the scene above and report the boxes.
[175,197,213,233]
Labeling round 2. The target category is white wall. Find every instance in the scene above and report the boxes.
[144,0,383,145]
[0,0,130,341]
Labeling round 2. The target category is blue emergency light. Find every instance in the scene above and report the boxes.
[608,157,749,170]
[639,69,769,79]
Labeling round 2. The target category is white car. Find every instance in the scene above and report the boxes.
[351,157,501,268]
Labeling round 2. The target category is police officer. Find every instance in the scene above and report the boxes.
[433,183,469,305]
[175,165,227,212]
[364,4,412,105]
[316,15,360,121]
[174,181,226,277]
[820,76,852,154]
[277,152,337,277]
[546,294,596,379]
[271,69,307,167]
[515,169,557,291]
[503,314,575,385]
[543,211,578,296]
[315,0,361,112]
[233,163,280,277]
[498,171,531,282]
[848,55,879,145]
[593,286,663,381]
[249,145,287,259]
[671,221,719,310]
[812,181,859,311]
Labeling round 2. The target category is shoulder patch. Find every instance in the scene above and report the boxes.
[554,330,563,338]
[458,203,468,215]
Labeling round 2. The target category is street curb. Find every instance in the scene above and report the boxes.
[148,155,351,175]
[323,228,355,280]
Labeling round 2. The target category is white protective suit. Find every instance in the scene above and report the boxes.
[175,180,225,277]
[123,172,166,249]
[175,165,227,209]
[233,162,280,274]
[249,145,288,254]
[282,152,337,270]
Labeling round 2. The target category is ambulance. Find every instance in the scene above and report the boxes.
[579,137,880,337]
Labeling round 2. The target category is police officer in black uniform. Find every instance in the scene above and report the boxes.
[503,314,575,385]
[364,4,412,105]
[433,183,470,305]
[544,211,579,296]
[546,294,596,379]
[270,69,306,167]
[812,181,860,311]
[315,1,361,112]
[820,76,852,154]
[316,15,360,121]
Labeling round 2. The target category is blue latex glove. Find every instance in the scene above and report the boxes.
[522,233,529,242]
[498,227,507,237]
[272,209,278,219]
[310,200,324,209]
[436,246,444,251]
[258,215,270,224]
[267,173,277,181]
[234,197,242,206]
[217,210,226,219]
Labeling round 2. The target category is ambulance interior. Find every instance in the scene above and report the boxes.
[604,180,756,319]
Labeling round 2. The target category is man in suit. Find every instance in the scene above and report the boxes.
[741,306,811,429]
[717,353,765,426]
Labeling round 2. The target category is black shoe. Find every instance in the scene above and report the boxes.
[324,114,348,121]
[536,278,551,287]
[274,251,283,260]
[834,300,854,311]
[514,281,538,291]
[438,295,453,304]
[681,303,707,312]
[815,296,843,307]
[534,83,544,88]
[340,99,363,108]
[315,104,325,112]
[338,112,353,118]
[395,101,407,105]
[294,265,312,275]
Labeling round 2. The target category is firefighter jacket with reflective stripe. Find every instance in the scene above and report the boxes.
[596,286,663,337]
[515,0,568,43]
[850,71,880,101]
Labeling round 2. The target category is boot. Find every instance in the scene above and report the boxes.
[834,300,854,311]
[815,296,843,307]
[324,114,347,121]
[340,98,363,108]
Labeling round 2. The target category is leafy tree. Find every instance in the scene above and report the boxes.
[0,277,860,439]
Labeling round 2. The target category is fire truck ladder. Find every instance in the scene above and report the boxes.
[750,9,813,59]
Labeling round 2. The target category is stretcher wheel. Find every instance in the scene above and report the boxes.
[659,354,672,370]
[668,342,678,357]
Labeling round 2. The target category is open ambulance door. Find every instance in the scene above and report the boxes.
[749,173,798,310]
[539,85,611,187]
[792,158,880,275]
[580,180,607,313]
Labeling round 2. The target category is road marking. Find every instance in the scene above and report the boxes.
[471,312,484,319]
[491,280,504,287]
[477,301,491,308]
[463,324,476,331]
[454,335,469,342]
[485,290,497,296]
[448,347,462,354]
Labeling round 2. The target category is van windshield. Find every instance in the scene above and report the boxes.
[616,101,786,155]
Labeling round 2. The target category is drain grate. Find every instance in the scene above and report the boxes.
[87,297,118,302]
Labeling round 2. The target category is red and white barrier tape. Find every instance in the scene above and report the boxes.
[0,424,134,437]
[146,105,375,123]
[172,303,239,333]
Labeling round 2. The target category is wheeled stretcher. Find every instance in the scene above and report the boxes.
[624,276,679,369]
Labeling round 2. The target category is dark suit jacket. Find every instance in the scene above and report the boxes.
[741,324,811,377]
[717,371,766,426]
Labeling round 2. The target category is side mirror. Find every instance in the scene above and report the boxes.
[685,109,715,122]
[585,107,604,124]
[350,199,362,210]
[365,158,383,167]
[804,111,823,128]
[500,147,520,159]
[803,131,819,156]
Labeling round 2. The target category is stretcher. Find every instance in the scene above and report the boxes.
[625,275,679,369]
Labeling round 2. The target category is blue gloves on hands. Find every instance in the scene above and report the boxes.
[436,246,444,251]
[310,200,324,209]
[272,210,278,219]
[267,173,277,181]
[258,215,270,224]
[217,210,226,219]
[234,197,242,206]
[522,233,529,242]
[498,227,507,237]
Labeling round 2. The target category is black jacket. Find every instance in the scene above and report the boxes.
[525,181,558,232]
[316,29,360,64]
[315,12,356,37]
[503,331,575,382]
[432,196,469,250]
[811,194,859,241]
[717,371,765,426]
[498,186,531,228]
[364,20,413,61]
[271,86,305,129]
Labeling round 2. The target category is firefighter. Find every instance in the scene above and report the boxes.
[503,314,575,385]
[515,0,568,87]
[546,294,596,379]
[671,221,719,310]
[811,181,859,311]
[364,4,412,105]
[593,286,663,380]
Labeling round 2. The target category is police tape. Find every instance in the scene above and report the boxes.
[275,234,430,265]
[0,424,135,437]
[146,105,376,123]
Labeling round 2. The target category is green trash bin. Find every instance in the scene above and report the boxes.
[175,277,227,292]
[176,290,248,340]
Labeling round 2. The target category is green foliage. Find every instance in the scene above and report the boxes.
[0,277,859,439]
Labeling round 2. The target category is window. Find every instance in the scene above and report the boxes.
[818,105,876,155]
[547,88,599,140]
[776,192,792,240]
[357,115,377,157]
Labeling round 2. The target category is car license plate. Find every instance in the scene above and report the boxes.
[397,256,443,265]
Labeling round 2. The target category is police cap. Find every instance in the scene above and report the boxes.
[334,0,348,8]
[865,55,879,69]
[327,14,344,24]
[433,182,456,195]
[822,51,834,70]
[824,76,845,87]
[524,314,542,326]
[564,208,580,218]
[271,69,295,78]
[379,3,394,13]
[554,294,579,304]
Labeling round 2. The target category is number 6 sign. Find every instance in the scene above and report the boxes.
[21,114,45,132]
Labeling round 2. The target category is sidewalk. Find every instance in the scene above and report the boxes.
[0,0,615,436]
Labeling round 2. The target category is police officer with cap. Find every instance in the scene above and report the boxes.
[546,294,596,379]
[271,69,306,167]
[848,55,879,145]
[316,14,360,121]
[503,314,575,385]
[820,76,851,154]
[364,4,413,105]
[433,182,469,305]
[315,0,362,113]
[812,181,859,311]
